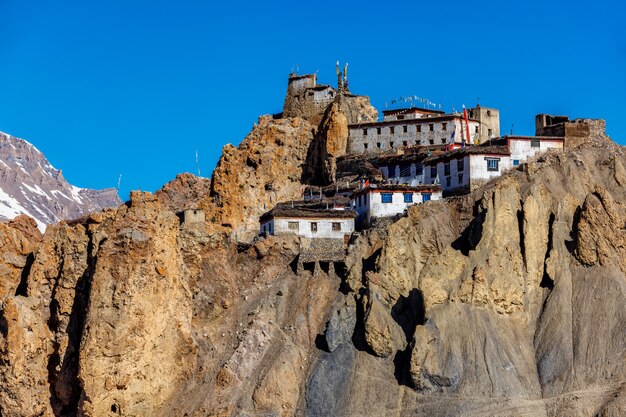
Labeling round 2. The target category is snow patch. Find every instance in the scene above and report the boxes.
[21,183,50,198]
[70,185,84,203]
[0,187,46,231]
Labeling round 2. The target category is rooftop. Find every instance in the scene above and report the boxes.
[382,107,445,116]
[260,201,357,222]
[349,113,478,128]
[424,145,510,164]
[351,183,441,196]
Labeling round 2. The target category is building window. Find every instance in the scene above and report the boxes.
[310,222,318,232]
[364,143,368,150]
[442,137,447,144]
[403,126,408,133]
[288,221,299,230]
[377,127,381,135]
[488,128,493,137]
[445,176,451,187]
[442,123,447,131]
[403,193,413,203]
[398,115,405,120]
[457,159,464,171]
[332,222,341,231]
[429,124,434,131]
[381,193,393,203]
[475,126,479,133]
[388,165,396,177]
[423,193,431,202]
[416,164,423,176]
[430,166,437,178]
[403,140,408,147]
[377,142,381,149]
[444,163,450,176]
[390,127,395,134]
[458,173,463,184]
[487,110,492,117]
[486,158,499,171]
[400,163,411,176]
[531,138,540,148]
[363,129,368,135]
[513,159,520,166]
[429,139,434,145]
[416,125,422,132]
[390,142,394,148]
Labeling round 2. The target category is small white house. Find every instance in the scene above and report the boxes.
[506,136,564,167]
[350,185,442,228]
[259,203,356,241]
[423,146,512,194]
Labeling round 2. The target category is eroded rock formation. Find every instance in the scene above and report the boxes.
[0,125,625,417]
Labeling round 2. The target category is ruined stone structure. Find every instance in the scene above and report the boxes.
[181,208,205,227]
[536,114,608,149]
[282,73,377,127]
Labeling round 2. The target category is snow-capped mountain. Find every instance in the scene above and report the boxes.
[0,131,121,231]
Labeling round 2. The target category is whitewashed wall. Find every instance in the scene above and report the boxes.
[352,190,442,227]
[509,138,563,166]
[261,217,354,239]
[469,154,512,182]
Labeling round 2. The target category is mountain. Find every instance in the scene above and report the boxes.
[1,71,625,417]
[0,107,624,416]
[0,131,121,230]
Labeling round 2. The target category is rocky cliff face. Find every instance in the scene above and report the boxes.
[0,125,625,417]
[0,132,122,231]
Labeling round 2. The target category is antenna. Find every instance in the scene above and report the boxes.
[196,149,201,176]
[117,174,122,191]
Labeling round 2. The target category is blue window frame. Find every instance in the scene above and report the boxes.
[513,159,520,166]
[403,193,413,203]
[422,193,432,202]
[381,193,393,203]
[486,158,499,171]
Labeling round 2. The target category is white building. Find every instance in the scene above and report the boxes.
[422,146,512,194]
[259,203,356,240]
[350,185,442,228]
[347,106,499,155]
[505,136,564,166]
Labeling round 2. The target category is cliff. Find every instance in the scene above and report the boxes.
[0,119,624,416]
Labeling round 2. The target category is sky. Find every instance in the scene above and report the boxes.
[0,0,624,200]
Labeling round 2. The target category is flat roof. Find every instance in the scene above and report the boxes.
[349,114,479,128]
[481,136,564,146]
[424,145,510,164]
[382,107,445,116]
[351,184,441,197]
[260,202,356,222]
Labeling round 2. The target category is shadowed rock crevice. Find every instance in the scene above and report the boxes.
[517,207,526,267]
[15,253,34,297]
[452,202,486,256]
[541,213,555,290]
[391,289,425,387]
[48,234,104,417]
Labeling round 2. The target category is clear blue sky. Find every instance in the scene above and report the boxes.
[1,0,624,200]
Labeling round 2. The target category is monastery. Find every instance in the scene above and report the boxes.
[258,66,605,245]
